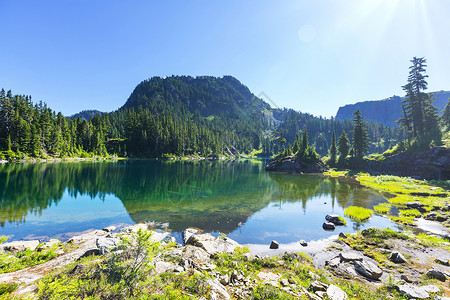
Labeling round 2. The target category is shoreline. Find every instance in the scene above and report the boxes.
[1,223,449,298]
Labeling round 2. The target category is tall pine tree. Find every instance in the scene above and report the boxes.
[351,109,369,158]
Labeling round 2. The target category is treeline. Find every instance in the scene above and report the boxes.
[260,108,406,157]
[0,89,109,159]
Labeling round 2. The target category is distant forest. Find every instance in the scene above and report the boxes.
[0,76,411,160]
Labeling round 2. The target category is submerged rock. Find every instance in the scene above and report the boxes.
[325,215,345,226]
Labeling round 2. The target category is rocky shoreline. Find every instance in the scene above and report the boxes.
[0,222,449,299]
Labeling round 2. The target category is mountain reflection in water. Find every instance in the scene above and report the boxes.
[0,160,395,243]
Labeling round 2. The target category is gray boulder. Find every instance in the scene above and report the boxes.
[207,278,230,300]
[183,228,201,244]
[339,252,364,262]
[269,240,279,249]
[323,222,336,230]
[326,284,348,300]
[426,269,447,282]
[96,236,120,254]
[390,251,407,264]
[396,284,431,299]
[353,260,383,280]
[186,233,240,256]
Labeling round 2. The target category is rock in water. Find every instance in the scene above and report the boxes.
[353,260,383,280]
[323,222,336,230]
[299,240,308,247]
[326,284,348,300]
[389,251,407,264]
[269,240,279,249]
[325,215,345,226]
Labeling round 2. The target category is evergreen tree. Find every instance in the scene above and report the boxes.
[337,130,350,165]
[397,57,440,142]
[441,98,450,128]
[351,109,369,158]
[329,129,337,166]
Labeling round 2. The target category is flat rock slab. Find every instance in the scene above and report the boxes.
[396,284,440,299]
[0,240,40,253]
[339,252,364,262]
[186,233,240,256]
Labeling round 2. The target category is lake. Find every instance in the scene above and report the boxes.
[0,159,397,244]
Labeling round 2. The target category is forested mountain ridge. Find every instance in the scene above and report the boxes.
[335,90,450,126]
[0,75,409,159]
[122,75,270,118]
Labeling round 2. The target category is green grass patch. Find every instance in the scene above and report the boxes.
[344,206,373,222]
[373,203,391,214]
[0,243,60,274]
[399,209,421,218]
[0,282,17,297]
[357,175,449,197]
[389,216,415,225]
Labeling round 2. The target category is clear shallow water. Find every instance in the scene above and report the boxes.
[0,160,398,244]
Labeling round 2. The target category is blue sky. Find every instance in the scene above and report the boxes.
[1,0,450,117]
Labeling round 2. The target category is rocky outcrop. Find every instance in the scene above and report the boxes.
[335,90,450,126]
[264,155,328,174]
[366,146,450,180]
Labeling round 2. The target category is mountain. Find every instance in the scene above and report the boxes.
[121,75,270,122]
[335,90,450,126]
[69,110,105,120]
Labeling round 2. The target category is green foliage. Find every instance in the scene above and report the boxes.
[373,203,391,214]
[399,209,421,218]
[0,243,59,273]
[337,130,350,166]
[251,284,297,300]
[351,109,369,158]
[397,57,441,145]
[0,282,17,296]
[344,206,373,221]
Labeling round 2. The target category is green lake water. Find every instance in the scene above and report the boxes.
[0,159,398,244]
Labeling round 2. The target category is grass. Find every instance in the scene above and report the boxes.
[399,209,422,218]
[0,241,61,274]
[373,203,391,214]
[344,206,373,222]
[357,175,449,197]
[389,216,415,225]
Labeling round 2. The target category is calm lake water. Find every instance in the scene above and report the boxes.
[0,159,397,244]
